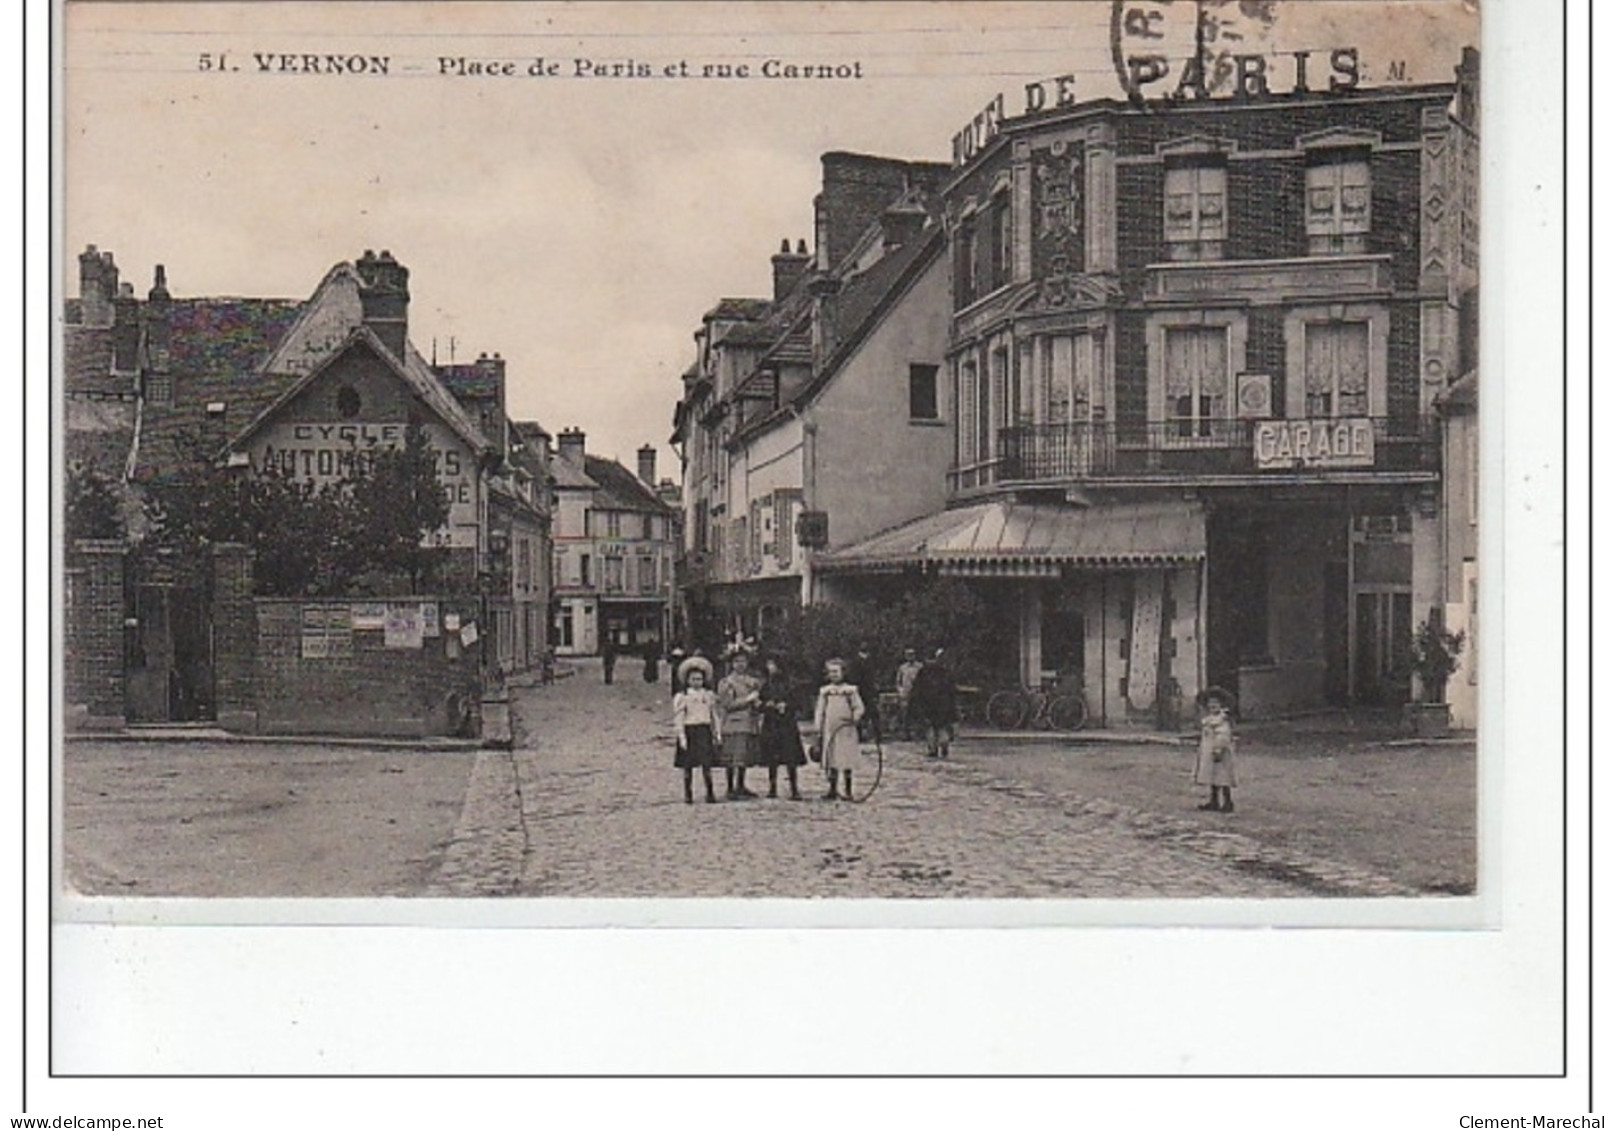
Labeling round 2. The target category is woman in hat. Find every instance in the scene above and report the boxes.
[813,657,866,801]
[1192,687,1237,813]
[716,649,763,799]
[673,656,722,804]
[756,654,807,800]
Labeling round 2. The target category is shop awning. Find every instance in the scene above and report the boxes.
[816,499,1205,577]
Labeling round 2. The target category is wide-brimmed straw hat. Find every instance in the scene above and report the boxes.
[677,656,714,686]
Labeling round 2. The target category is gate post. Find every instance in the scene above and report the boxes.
[212,542,258,733]
[66,539,127,730]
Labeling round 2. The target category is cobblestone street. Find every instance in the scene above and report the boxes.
[65,661,1444,900]
[429,663,1393,899]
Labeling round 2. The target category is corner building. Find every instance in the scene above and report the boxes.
[822,58,1478,724]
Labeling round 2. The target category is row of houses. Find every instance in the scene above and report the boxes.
[64,247,677,734]
[670,51,1480,729]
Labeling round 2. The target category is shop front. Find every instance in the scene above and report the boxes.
[1203,486,1435,717]
[818,497,1206,729]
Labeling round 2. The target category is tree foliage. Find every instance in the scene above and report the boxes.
[146,421,456,597]
[767,578,1011,693]
[65,461,125,543]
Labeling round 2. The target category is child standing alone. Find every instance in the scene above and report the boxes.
[1193,687,1237,813]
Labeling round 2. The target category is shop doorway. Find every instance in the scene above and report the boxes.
[1353,590,1411,705]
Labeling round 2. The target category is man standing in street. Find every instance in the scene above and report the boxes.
[895,647,924,740]
[909,648,958,759]
[602,637,617,685]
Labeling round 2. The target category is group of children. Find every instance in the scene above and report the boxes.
[670,644,1240,814]
[671,651,870,804]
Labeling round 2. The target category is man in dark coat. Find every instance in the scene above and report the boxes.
[908,649,958,759]
[847,643,883,743]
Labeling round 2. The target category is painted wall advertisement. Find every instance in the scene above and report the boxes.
[251,419,480,548]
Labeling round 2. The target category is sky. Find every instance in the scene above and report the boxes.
[62,0,1478,471]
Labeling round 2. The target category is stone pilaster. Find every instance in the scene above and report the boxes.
[66,540,126,729]
[211,542,259,733]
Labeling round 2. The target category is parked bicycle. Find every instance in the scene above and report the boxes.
[954,684,986,727]
[985,683,1088,731]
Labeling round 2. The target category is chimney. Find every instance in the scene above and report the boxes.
[472,351,508,450]
[637,444,657,486]
[355,249,410,361]
[111,283,141,373]
[144,264,172,374]
[77,245,119,327]
[557,427,586,464]
[881,199,929,251]
[771,238,810,302]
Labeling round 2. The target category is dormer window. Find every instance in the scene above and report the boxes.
[336,385,362,418]
[1305,148,1371,255]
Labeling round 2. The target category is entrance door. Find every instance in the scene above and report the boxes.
[1040,608,1084,691]
[1353,590,1411,706]
[126,582,214,723]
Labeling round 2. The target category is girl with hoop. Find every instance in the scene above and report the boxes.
[813,657,866,802]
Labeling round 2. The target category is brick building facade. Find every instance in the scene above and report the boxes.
[821,56,1480,725]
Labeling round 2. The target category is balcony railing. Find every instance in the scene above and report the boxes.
[948,417,1440,491]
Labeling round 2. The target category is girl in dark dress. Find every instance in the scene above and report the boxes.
[673,659,721,804]
[756,656,807,800]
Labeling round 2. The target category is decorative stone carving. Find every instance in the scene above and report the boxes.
[1032,143,1085,280]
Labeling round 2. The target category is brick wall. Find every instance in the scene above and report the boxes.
[211,543,257,732]
[1370,148,1422,290]
[1115,163,1162,297]
[1114,312,1149,428]
[64,539,126,728]
[1226,158,1307,262]
[1246,307,1288,411]
[1387,301,1422,432]
[254,596,483,737]
[1113,95,1431,158]
[1112,95,1440,281]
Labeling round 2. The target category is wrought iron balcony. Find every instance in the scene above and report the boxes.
[949,417,1440,492]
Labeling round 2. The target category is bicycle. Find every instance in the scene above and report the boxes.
[954,684,986,727]
[984,684,1088,731]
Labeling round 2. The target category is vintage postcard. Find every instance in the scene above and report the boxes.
[42,0,1574,1093]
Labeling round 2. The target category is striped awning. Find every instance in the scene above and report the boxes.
[816,499,1205,576]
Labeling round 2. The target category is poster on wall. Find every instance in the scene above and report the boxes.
[420,601,441,637]
[383,603,423,649]
[351,602,388,631]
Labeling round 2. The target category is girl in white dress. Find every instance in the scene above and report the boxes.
[813,658,866,802]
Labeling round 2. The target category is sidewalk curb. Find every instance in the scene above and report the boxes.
[956,729,1185,747]
[65,729,482,752]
